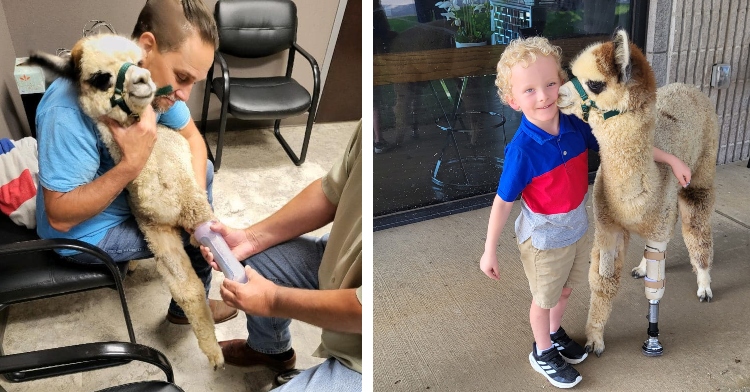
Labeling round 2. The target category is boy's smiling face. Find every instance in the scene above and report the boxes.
[506,54,562,133]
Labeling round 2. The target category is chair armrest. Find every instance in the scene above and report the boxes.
[293,42,319,70]
[0,342,174,383]
[213,51,231,105]
[0,238,124,282]
[292,43,321,102]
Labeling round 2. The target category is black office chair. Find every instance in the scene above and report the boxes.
[0,341,183,391]
[0,214,134,383]
[199,0,321,171]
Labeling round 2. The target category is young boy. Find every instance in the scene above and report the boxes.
[479,37,691,389]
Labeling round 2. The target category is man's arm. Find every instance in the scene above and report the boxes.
[221,266,361,334]
[45,109,157,232]
[44,166,139,232]
[247,178,338,254]
[271,287,362,334]
[178,118,208,190]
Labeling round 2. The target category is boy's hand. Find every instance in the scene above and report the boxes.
[670,158,692,187]
[480,251,500,280]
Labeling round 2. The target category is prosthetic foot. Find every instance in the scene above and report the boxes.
[642,240,667,356]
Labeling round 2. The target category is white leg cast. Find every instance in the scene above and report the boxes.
[642,240,667,356]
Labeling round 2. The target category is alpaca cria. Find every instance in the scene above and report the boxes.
[557,30,717,357]
[29,34,223,368]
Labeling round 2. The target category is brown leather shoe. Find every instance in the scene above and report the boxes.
[219,339,296,371]
[166,299,238,325]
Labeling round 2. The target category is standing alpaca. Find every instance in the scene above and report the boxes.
[557,30,718,357]
[29,34,223,368]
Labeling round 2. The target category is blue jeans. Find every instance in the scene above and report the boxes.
[245,235,361,390]
[272,357,361,391]
[241,234,327,354]
[63,160,215,317]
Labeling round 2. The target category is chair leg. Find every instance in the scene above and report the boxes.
[214,107,228,172]
[200,76,216,167]
[0,305,8,357]
[274,110,315,166]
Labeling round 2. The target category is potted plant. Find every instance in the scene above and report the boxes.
[435,0,492,47]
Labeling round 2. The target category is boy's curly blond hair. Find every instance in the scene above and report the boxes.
[494,36,567,105]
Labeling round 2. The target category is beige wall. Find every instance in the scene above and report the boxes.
[1,0,341,127]
[0,2,28,139]
[646,0,750,165]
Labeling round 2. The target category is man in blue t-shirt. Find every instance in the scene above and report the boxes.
[35,0,237,325]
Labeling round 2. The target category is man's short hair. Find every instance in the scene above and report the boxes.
[132,0,219,52]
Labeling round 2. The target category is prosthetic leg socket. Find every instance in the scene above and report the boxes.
[642,240,667,356]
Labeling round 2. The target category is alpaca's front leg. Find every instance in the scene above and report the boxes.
[142,225,224,369]
[585,223,627,357]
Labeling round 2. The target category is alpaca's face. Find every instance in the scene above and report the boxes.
[557,30,657,128]
[71,35,156,124]
[28,34,156,126]
[557,42,631,125]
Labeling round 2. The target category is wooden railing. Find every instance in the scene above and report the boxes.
[373,35,609,86]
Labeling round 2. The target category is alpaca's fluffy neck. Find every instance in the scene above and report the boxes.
[595,110,661,219]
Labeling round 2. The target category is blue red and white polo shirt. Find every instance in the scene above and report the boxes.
[497,113,598,250]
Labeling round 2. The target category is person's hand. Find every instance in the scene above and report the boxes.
[220,266,278,317]
[479,250,500,280]
[669,157,692,187]
[103,105,157,176]
[199,221,259,270]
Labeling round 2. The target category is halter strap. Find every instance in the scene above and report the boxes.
[110,62,135,118]
[155,84,173,96]
[569,77,621,122]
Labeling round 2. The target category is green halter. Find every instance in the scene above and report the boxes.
[110,62,136,119]
[109,62,174,122]
[569,77,620,122]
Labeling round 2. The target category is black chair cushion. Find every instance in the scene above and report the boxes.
[215,0,296,58]
[212,76,312,120]
[0,215,128,305]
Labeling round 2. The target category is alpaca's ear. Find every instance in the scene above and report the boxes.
[26,51,76,81]
[612,29,632,84]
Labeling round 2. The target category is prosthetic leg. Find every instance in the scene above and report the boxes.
[642,240,667,356]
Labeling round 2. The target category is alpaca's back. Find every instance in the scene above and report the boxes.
[654,83,718,187]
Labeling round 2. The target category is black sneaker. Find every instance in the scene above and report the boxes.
[551,327,588,364]
[373,139,393,154]
[529,342,582,389]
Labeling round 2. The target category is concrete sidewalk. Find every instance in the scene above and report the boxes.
[374,160,750,391]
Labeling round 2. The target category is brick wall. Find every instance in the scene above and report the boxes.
[646,0,749,164]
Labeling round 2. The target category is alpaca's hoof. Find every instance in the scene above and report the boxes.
[207,349,225,370]
[631,266,646,279]
[585,337,605,357]
[698,287,713,303]
[210,357,225,371]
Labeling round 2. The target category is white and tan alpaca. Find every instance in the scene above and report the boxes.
[557,30,718,357]
[29,34,223,368]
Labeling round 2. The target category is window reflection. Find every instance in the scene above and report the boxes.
[374,0,634,224]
